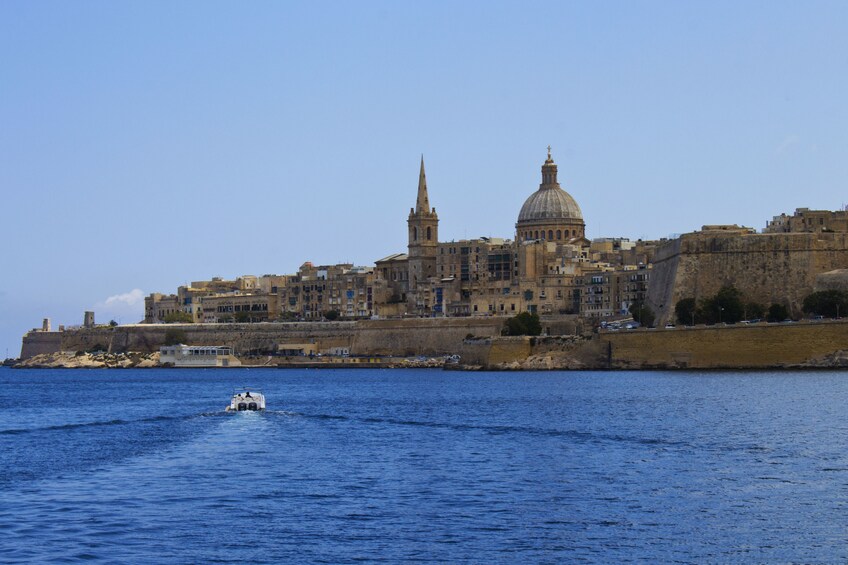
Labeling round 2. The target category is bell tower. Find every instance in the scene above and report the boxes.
[407,156,439,305]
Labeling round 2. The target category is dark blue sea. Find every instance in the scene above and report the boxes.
[2,367,848,563]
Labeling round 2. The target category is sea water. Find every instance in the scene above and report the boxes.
[1,367,847,563]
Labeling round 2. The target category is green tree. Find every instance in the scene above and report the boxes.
[324,310,340,321]
[163,311,193,323]
[505,312,542,336]
[803,290,848,318]
[767,303,789,322]
[629,300,655,327]
[699,286,744,324]
[164,328,187,346]
[714,286,744,323]
[108,319,118,327]
[234,311,252,323]
[675,298,697,326]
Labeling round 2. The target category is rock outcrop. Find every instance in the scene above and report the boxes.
[15,351,159,369]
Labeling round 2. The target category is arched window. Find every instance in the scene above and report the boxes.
[413,227,418,241]
[534,230,539,239]
[556,230,561,240]
[426,226,431,240]
[548,230,553,240]
[572,229,576,237]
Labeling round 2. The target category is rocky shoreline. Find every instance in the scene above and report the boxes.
[7,347,848,371]
[9,351,450,370]
[14,351,160,369]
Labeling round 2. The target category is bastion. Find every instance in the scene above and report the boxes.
[647,231,848,325]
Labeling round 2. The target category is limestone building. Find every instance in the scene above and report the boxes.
[764,207,848,234]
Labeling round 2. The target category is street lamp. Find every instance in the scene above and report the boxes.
[718,306,724,324]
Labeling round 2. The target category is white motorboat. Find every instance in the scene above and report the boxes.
[226,389,266,412]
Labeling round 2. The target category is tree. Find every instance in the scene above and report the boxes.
[505,312,542,336]
[802,290,848,318]
[629,300,655,327]
[163,311,193,324]
[767,303,789,322]
[164,328,187,346]
[675,298,697,326]
[713,286,744,323]
[324,310,340,321]
[234,311,252,323]
[108,319,118,327]
[699,286,744,324]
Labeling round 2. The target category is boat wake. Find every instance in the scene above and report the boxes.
[0,412,227,437]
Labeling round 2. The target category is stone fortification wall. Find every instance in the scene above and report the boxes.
[647,232,848,325]
[352,317,505,355]
[460,335,603,370]
[22,317,509,360]
[601,321,848,369]
[21,319,848,369]
[458,322,848,370]
[458,337,532,367]
[19,331,62,359]
[57,322,358,356]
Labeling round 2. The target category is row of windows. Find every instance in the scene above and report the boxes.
[522,229,579,241]
[215,304,270,313]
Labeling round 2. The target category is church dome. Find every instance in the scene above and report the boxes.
[516,149,583,225]
[515,149,586,243]
[518,186,583,223]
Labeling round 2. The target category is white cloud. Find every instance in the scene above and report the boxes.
[95,289,145,324]
[104,289,145,307]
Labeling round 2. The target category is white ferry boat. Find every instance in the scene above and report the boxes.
[226,389,266,412]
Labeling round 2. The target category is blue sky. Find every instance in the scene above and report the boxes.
[1,1,847,356]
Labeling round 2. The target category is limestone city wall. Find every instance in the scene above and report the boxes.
[458,321,848,370]
[647,232,848,326]
[600,321,848,369]
[22,317,509,359]
[19,331,63,360]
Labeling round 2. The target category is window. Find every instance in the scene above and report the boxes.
[427,226,432,240]
[556,230,561,240]
[413,227,418,241]
[548,230,553,240]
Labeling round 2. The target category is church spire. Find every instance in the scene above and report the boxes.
[416,155,430,213]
